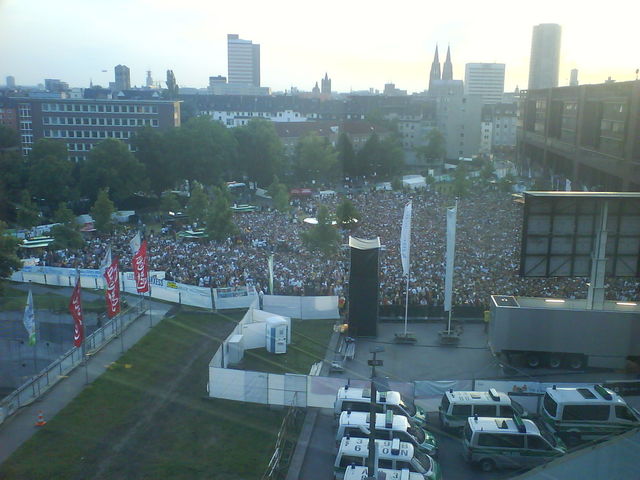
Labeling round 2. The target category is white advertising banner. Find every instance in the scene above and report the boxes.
[400,201,412,276]
[444,205,457,312]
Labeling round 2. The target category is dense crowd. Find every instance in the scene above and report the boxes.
[30,189,638,308]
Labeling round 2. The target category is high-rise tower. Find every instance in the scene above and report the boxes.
[442,45,453,81]
[114,65,131,91]
[528,23,562,90]
[227,34,261,87]
[428,45,441,91]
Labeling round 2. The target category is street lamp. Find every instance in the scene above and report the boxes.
[367,346,388,479]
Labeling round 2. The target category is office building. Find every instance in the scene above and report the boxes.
[227,34,260,87]
[518,81,640,190]
[114,65,131,91]
[528,23,562,89]
[11,95,180,160]
[6,76,15,89]
[44,79,69,93]
[464,63,506,104]
[570,69,579,86]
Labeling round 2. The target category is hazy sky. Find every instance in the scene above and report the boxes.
[1,0,638,94]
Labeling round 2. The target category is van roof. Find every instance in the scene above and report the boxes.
[343,465,424,480]
[545,386,624,405]
[338,386,402,405]
[445,389,511,404]
[339,411,409,431]
[467,416,540,435]
[338,436,414,459]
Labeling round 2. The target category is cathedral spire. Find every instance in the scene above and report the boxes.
[442,44,453,80]
[429,44,441,91]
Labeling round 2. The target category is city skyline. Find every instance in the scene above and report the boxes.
[1,0,638,94]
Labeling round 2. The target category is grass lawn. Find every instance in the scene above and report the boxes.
[0,285,106,313]
[240,319,336,374]
[0,309,298,480]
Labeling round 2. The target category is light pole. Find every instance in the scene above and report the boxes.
[367,346,389,479]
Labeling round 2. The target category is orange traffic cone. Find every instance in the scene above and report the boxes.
[34,411,46,427]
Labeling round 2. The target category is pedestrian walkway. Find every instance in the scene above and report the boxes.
[0,286,172,465]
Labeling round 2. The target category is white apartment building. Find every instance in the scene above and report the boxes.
[464,63,506,105]
[227,34,260,87]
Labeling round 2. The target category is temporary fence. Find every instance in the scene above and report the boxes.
[0,298,146,425]
[262,295,339,320]
[261,393,304,480]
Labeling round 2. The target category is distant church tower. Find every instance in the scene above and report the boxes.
[442,45,453,80]
[312,81,320,94]
[321,72,331,94]
[429,45,441,91]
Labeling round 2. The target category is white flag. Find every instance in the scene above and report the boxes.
[444,205,457,312]
[23,288,36,346]
[100,246,112,272]
[268,254,274,295]
[400,201,412,276]
[565,179,572,191]
[129,232,141,255]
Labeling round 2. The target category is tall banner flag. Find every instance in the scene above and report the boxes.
[132,240,149,293]
[103,258,121,318]
[444,204,457,313]
[69,276,84,348]
[129,232,141,255]
[400,201,412,276]
[268,254,274,295]
[99,246,112,272]
[23,288,36,346]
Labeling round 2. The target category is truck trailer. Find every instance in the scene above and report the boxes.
[489,295,640,370]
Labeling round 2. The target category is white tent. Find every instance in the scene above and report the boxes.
[402,175,427,189]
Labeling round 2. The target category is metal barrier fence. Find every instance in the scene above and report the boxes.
[261,393,303,480]
[0,298,146,425]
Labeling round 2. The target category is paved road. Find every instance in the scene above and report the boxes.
[0,285,172,465]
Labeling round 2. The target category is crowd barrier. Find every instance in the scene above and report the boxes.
[262,295,339,320]
[0,298,146,425]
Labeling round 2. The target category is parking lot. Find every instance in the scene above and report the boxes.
[299,321,640,479]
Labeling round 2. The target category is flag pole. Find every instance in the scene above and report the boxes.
[404,274,409,336]
[78,270,89,385]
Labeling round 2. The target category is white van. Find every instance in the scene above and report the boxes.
[334,386,428,426]
[541,384,640,442]
[462,414,566,472]
[343,465,427,480]
[439,388,526,429]
[334,436,441,480]
[336,410,438,456]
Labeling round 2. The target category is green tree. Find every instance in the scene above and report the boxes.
[27,139,75,211]
[16,190,40,228]
[452,165,471,197]
[336,133,357,178]
[131,127,177,196]
[91,188,115,233]
[335,199,360,228]
[356,133,381,177]
[187,183,210,225]
[205,187,237,241]
[51,203,84,250]
[234,119,285,186]
[479,160,496,183]
[80,139,147,204]
[497,173,515,193]
[416,129,446,166]
[0,125,20,149]
[0,221,21,294]
[0,150,27,222]
[301,205,341,256]
[293,133,338,183]
[160,192,182,213]
[377,136,405,179]
[268,176,290,213]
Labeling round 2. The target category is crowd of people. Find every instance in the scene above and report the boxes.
[30,188,639,309]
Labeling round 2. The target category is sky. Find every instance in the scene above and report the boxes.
[1,0,638,94]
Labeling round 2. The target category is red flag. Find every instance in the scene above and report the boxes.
[103,257,121,318]
[132,240,149,293]
[69,277,84,347]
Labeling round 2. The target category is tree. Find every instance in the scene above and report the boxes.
[187,182,210,225]
[0,221,21,294]
[335,199,360,228]
[80,138,147,204]
[0,125,20,149]
[416,129,446,166]
[234,119,285,186]
[268,176,290,213]
[16,190,40,228]
[293,133,338,183]
[91,188,115,233]
[377,135,405,179]
[356,133,381,177]
[479,160,496,183]
[131,127,178,196]
[301,205,341,256]
[336,133,357,178]
[27,139,75,211]
[205,187,237,241]
[452,165,471,197]
[0,150,27,222]
[160,192,182,213]
[51,203,84,250]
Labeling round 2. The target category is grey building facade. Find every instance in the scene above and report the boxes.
[528,23,562,90]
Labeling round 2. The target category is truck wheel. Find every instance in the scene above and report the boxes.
[548,354,562,369]
[479,458,496,472]
[567,355,584,370]
[526,353,541,368]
